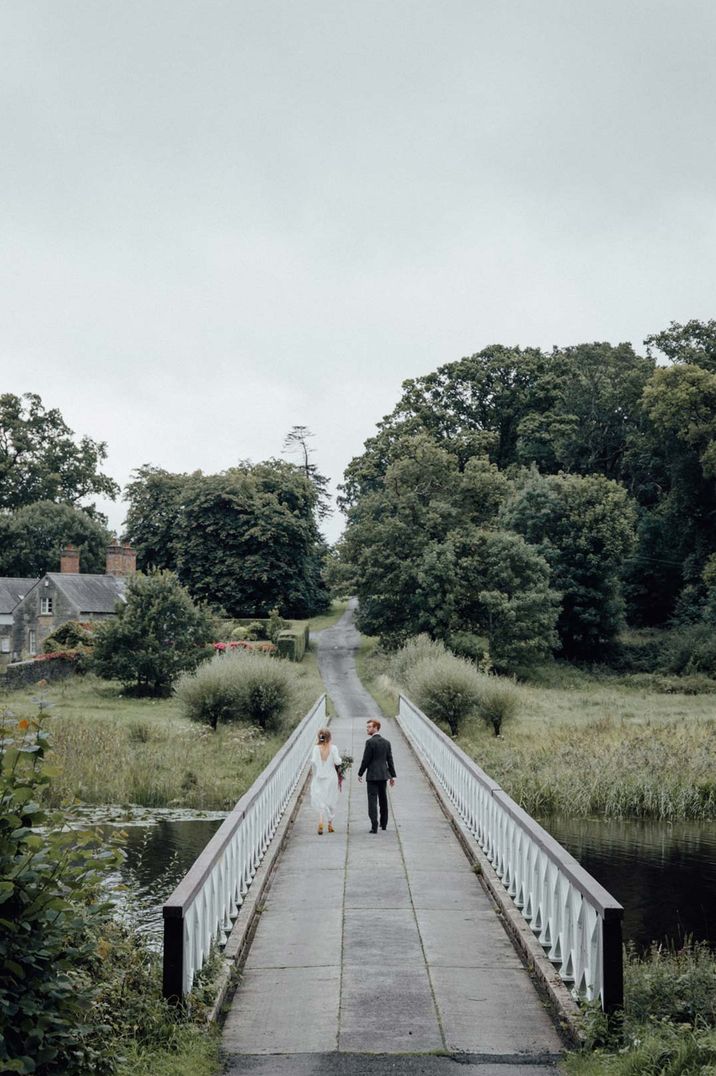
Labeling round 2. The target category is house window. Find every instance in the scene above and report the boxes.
[40,596,53,615]
[1,638,9,653]
[29,630,37,656]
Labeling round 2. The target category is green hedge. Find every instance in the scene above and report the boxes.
[276,626,310,662]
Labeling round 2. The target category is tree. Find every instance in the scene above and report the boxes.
[122,461,330,617]
[0,393,118,512]
[645,318,716,372]
[0,501,111,577]
[92,570,214,696]
[282,426,332,520]
[123,465,189,571]
[500,470,637,657]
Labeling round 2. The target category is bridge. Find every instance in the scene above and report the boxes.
[163,605,623,1075]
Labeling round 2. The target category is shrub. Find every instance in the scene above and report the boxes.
[390,634,448,687]
[230,625,249,641]
[43,620,94,653]
[447,631,491,670]
[246,620,268,641]
[476,676,520,736]
[0,711,123,1075]
[266,608,289,643]
[276,627,307,662]
[176,651,295,730]
[661,623,716,678]
[406,651,483,736]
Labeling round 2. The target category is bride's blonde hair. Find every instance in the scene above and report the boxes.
[317,728,332,745]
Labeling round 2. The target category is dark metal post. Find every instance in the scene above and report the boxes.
[602,909,624,1014]
[163,909,184,1003]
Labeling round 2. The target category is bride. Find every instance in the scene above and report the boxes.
[310,728,342,835]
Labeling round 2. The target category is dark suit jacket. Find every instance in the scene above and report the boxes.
[358,733,396,781]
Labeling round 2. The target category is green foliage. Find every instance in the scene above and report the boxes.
[660,623,716,678]
[275,627,308,662]
[389,634,448,684]
[406,650,485,736]
[501,469,637,658]
[565,941,716,1076]
[91,571,214,696]
[0,392,119,513]
[176,651,296,730]
[266,607,289,642]
[0,712,123,1075]
[43,620,94,653]
[0,501,111,577]
[124,461,329,618]
[246,620,269,641]
[475,676,520,736]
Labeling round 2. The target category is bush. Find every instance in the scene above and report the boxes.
[0,711,123,1075]
[661,623,716,678]
[246,620,268,641]
[447,631,491,670]
[176,651,295,730]
[390,634,448,687]
[230,625,249,641]
[266,608,289,643]
[276,627,308,662]
[476,676,520,736]
[406,651,484,736]
[43,620,94,653]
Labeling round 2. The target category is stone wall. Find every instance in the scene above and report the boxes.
[2,656,79,691]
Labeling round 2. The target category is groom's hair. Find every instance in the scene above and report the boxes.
[369,719,381,731]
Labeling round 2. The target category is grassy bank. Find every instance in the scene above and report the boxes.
[565,942,716,1075]
[0,651,327,810]
[356,641,716,820]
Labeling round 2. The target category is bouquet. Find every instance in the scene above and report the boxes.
[335,753,353,791]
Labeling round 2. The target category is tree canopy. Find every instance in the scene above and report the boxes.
[0,393,118,513]
[123,460,330,618]
[0,502,111,577]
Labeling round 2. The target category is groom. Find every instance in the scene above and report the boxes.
[357,719,396,833]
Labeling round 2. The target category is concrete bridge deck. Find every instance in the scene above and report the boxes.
[222,607,563,1075]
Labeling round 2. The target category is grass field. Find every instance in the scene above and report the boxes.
[356,640,716,820]
[0,649,329,811]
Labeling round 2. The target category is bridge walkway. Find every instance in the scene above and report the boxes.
[222,605,563,1074]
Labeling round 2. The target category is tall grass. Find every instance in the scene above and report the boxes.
[565,942,716,1075]
[1,657,327,810]
[458,713,716,820]
[355,637,716,821]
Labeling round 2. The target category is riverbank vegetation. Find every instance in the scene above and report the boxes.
[358,638,716,821]
[0,650,327,811]
[565,942,716,1075]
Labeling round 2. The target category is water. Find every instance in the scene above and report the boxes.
[543,817,716,950]
[73,806,716,952]
[69,806,226,947]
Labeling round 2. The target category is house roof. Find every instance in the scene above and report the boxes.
[0,578,37,614]
[46,573,127,613]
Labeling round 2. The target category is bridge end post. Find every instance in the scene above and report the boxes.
[163,909,185,1004]
[602,910,624,1015]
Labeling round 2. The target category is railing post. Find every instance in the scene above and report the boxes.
[163,909,184,1004]
[602,911,624,1013]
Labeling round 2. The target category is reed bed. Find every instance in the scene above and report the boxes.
[356,641,716,821]
[0,655,327,810]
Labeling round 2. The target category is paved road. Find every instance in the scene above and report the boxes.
[223,602,563,1074]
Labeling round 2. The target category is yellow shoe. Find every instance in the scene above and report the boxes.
[317,823,324,835]
[327,822,334,833]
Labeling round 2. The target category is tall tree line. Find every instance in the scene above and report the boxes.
[338,320,716,664]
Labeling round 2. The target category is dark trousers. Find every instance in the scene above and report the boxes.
[367,780,389,831]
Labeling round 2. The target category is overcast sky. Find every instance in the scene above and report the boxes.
[2,0,715,542]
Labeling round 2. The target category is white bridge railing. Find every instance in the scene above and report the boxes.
[163,694,327,999]
[397,694,623,1013]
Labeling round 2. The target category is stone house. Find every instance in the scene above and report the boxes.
[0,579,37,667]
[9,544,136,661]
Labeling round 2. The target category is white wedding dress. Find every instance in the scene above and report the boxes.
[309,744,342,820]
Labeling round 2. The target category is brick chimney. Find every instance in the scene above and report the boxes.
[60,545,80,573]
[106,543,137,577]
